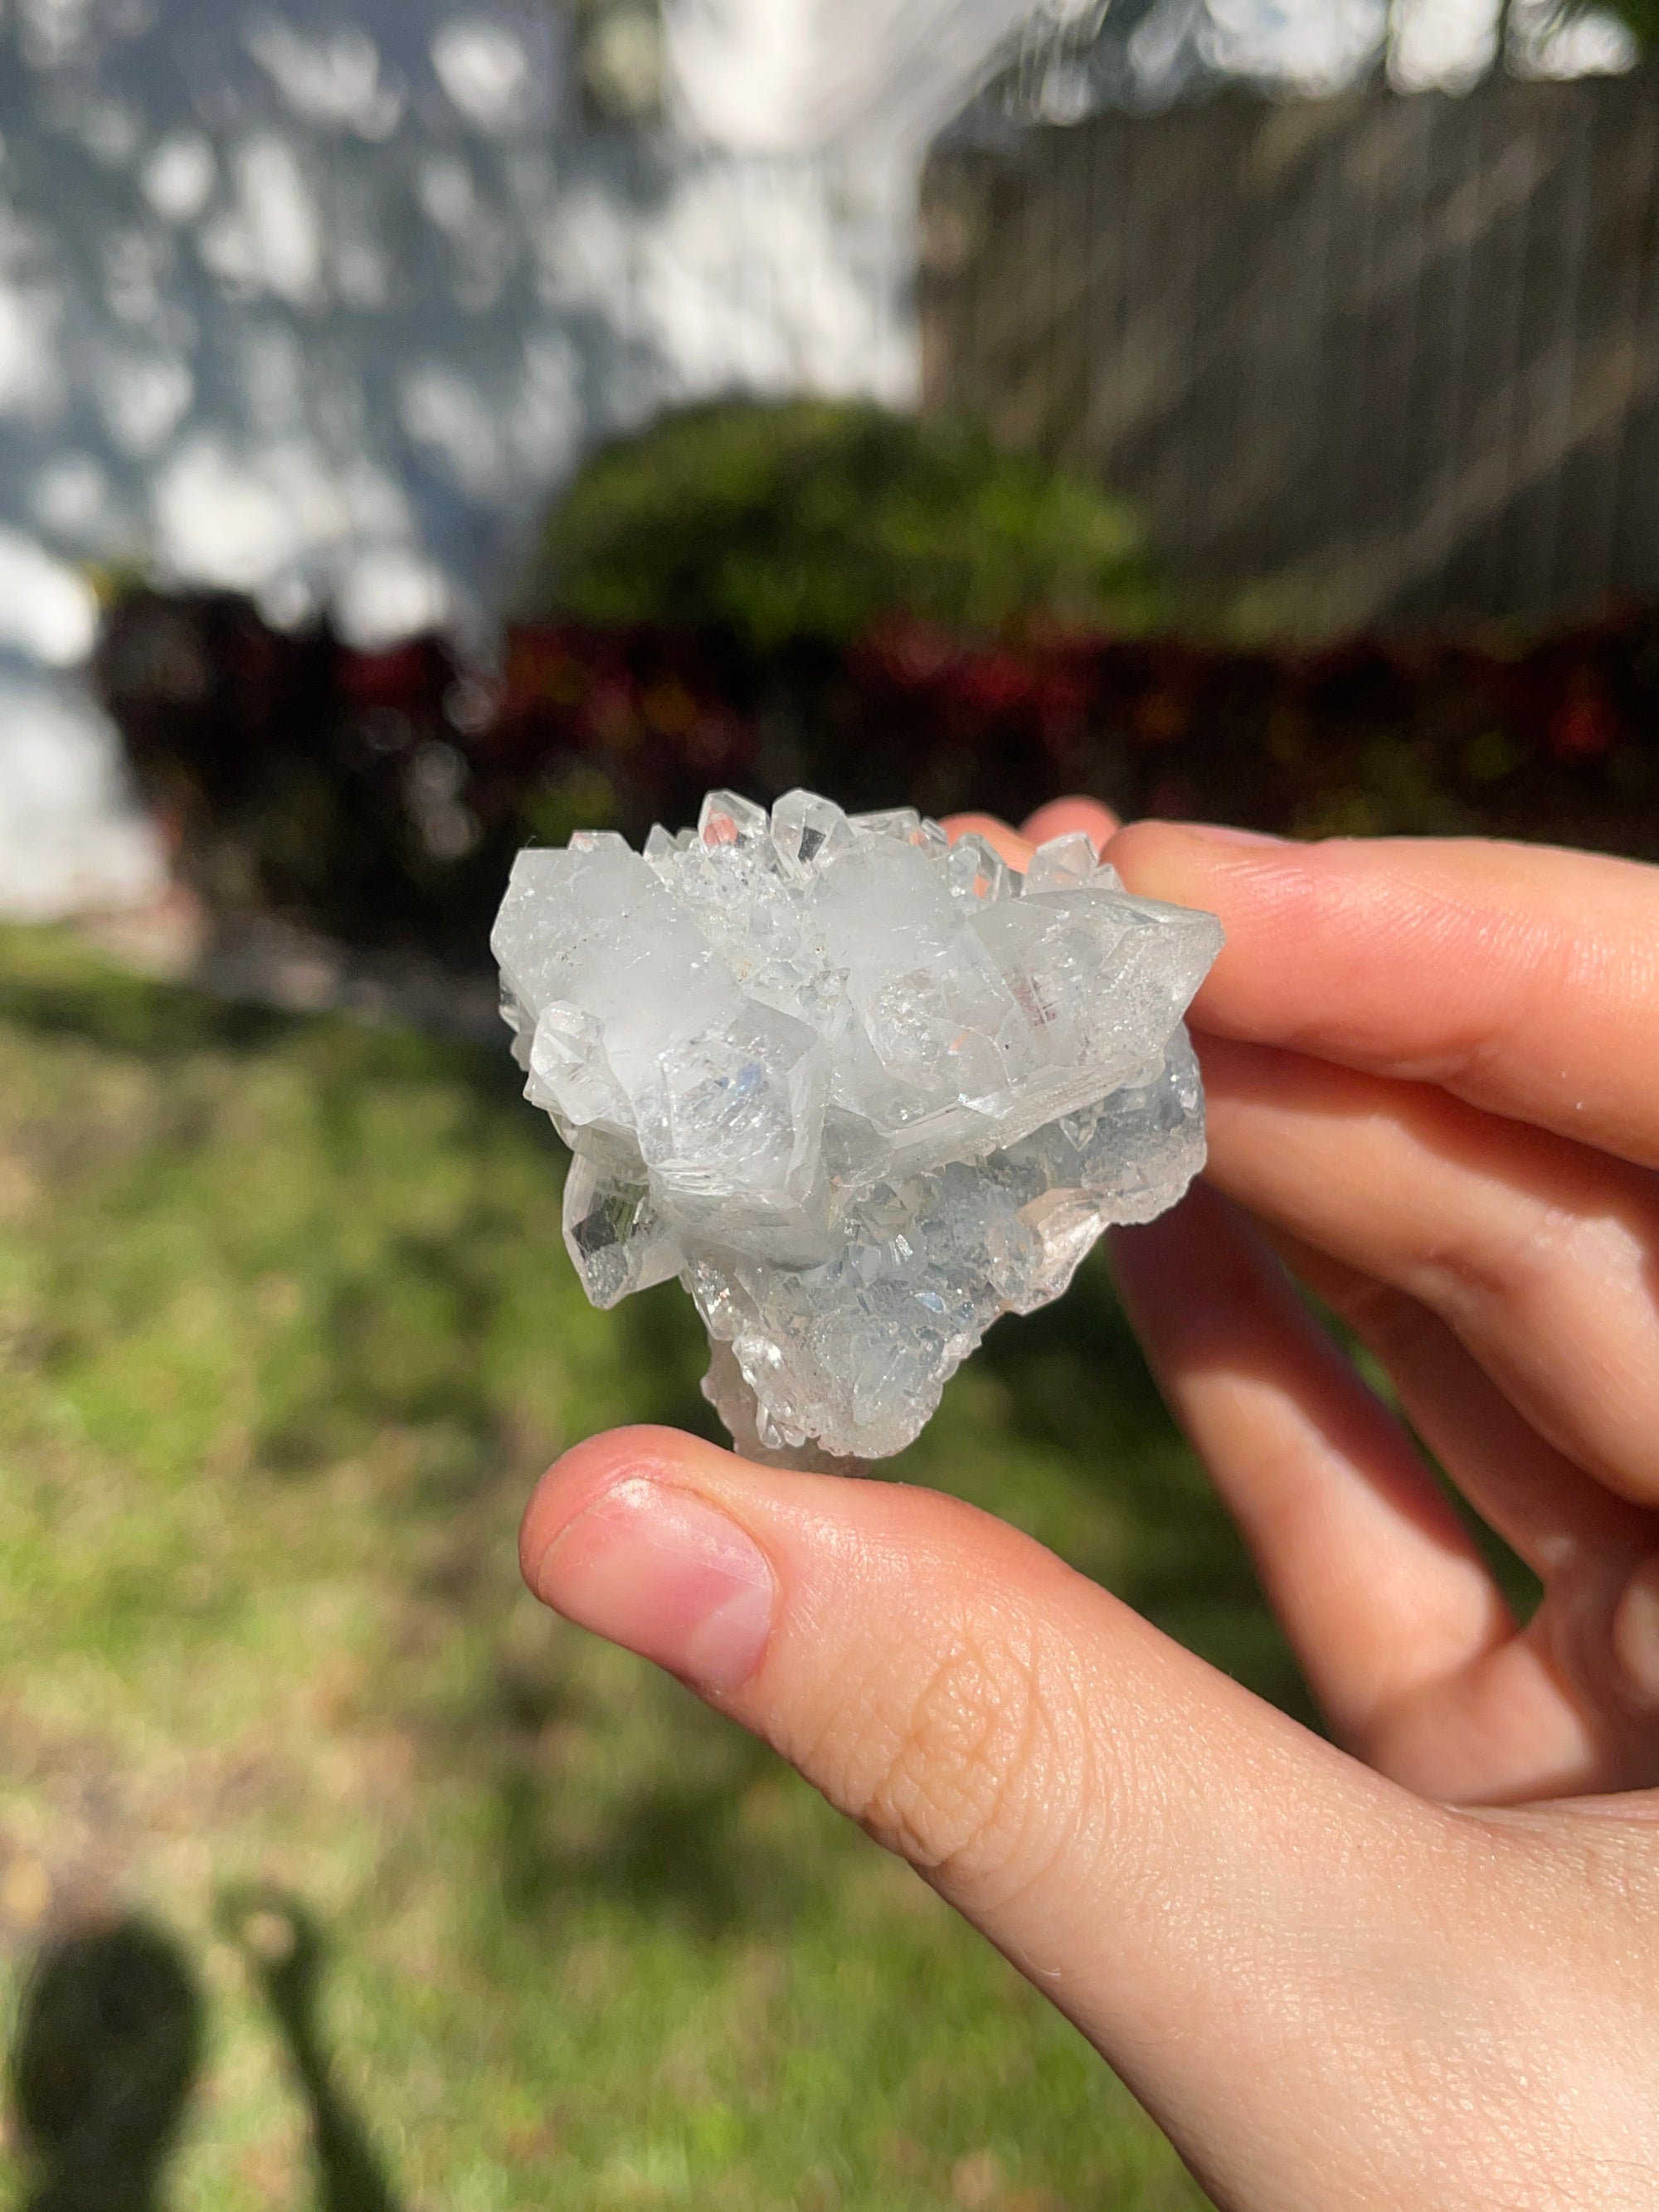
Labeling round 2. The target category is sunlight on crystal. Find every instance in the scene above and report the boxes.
[495,792,1222,1465]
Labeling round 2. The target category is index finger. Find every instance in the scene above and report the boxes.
[1109,824,1659,1170]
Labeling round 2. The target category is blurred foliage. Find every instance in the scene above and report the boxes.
[568,0,665,125]
[519,401,1155,649]
[485,610,1659,865]
[95,596,513,959]
[96,585,1659,967]
[0,925,1228,2210]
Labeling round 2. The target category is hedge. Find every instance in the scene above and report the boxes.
[97,590,1659,967]
[518,400,1155,648]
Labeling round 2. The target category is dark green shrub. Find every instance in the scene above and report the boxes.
[520,399,1155,648]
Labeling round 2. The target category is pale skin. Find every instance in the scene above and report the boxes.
[520,804,1659,2212]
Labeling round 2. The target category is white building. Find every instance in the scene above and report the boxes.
[0,0,1632,915]
[0,0,968,915]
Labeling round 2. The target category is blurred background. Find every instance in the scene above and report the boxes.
[0,4,1653,2207]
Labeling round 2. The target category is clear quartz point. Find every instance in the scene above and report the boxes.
[947,832,1012,908]
[772,788,855,874]
[1024,832,1102,893]
[698,790,770,848]
[493,789,1223,1466]
[851,805,921,842]
[562,1155,684,1310]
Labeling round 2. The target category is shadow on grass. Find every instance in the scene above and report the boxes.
[7,1903,406,2212]
[0,931,520,1103]
[9,1918,202,2212]
[216,1889,405,2212]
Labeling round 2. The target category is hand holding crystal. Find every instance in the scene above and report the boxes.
[522,814,1659,2211]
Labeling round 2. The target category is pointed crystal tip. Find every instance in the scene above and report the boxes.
[699,790,769,848]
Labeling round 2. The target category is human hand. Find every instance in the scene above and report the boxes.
[518,807,1659,2210]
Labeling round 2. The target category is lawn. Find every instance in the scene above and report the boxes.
[0,926,1311,2211]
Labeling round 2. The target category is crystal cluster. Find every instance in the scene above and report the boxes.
[493,791,1223,1465]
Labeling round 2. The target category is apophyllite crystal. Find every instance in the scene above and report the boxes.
[492,791,1223,1466]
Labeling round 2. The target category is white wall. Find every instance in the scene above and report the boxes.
[0,0,919,913]
[5,0,1630,915]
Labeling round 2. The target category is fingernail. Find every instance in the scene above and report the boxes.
[530,1479,776,1692]
[1170,823,1287,846]
[1613,1556,1659,1709]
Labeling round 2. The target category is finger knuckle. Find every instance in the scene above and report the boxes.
[1336,1276,1445,1369]
[825,1615,1090,1899]
[1421,1193,1649,1339]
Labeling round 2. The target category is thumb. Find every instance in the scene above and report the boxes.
[521,1427,1473,2206]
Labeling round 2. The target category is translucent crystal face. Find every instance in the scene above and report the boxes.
[493,790,1224,1465]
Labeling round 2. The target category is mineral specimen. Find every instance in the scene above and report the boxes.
[492,791,1223,1466]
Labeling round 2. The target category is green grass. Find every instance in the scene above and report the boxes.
[0,928,1307,2211]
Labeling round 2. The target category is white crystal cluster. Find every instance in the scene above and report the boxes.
[493,791,1223,1464]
